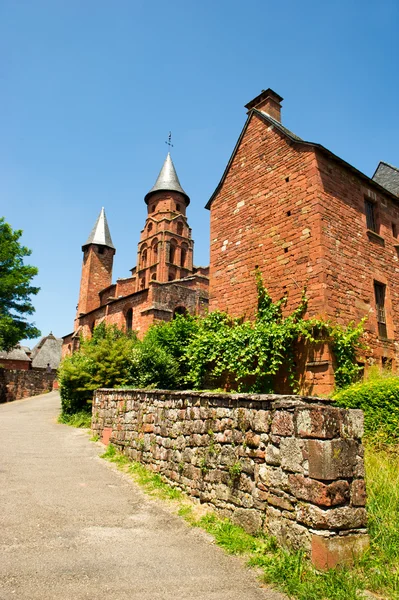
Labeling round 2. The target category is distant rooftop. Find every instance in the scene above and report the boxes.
[372,162,399,197]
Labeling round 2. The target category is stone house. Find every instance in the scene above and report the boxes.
[206,88,399,393]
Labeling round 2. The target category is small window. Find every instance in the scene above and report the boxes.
[365,199,377,233]
[97,246,104,254]
[173,306,187,318]
[151,273,157,280]
[168,270,175,281]
[382,356,392,371]
[177,222,183,235]
[141,249,147,267]
[169,243,176,264]
[140,277,145,289]
[176,204,181,212]
[181,247,187,267]
[374,282,387,339]
[392,223,397,238]
[152,205,156,213]
[126,308,133,332]
[148,222,153,233]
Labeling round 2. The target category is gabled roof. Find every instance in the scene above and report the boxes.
[83,207,115,251]
[205,109,399,209]
[372,162,399,197]
[145,153,190,205]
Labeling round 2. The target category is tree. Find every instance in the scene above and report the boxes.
[0,217,40,350]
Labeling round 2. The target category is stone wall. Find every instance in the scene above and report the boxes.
[0,368,56,403]
[92,389,369,569]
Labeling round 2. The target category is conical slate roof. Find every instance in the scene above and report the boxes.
[144,153,190,205]
[83,207,115,250]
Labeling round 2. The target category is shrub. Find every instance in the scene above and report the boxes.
[333,372,399,444]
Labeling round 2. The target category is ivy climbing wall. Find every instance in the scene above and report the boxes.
[92,388,369,570]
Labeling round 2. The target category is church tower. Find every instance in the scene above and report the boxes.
[135,153,194,290]
[76,207,115,325]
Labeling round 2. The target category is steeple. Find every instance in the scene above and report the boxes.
[83,207,115,251]
[144,153,190,205]
[76,207,116,320]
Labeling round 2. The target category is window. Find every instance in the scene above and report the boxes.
[97,246,104,254]
[173,306,187,318]
[126,308,133,332]
[181,245,187,267]
[374,282,387,339]
[169,242,176,264]
[177,222,183,235]
[148,222,153,233]
[151,273,157,280]
[141,248,147,267]
[152,205,156,213]
[365,199,377,233]
[176,204,181,212]
[392,223,397,238]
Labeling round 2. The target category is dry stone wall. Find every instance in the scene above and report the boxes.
[92,389,369,569]
[0,368,56,403]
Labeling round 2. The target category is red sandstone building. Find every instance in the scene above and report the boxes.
[206,88,399,392]
[62,154,209,356]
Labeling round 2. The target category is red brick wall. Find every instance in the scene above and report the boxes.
[316,152,399,367]
[209,113,326,319]
[77,245,115,317]
[0,359,31,370]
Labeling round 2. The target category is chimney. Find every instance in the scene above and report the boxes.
[245,88,283,122]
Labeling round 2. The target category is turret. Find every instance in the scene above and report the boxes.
[76,208,115,321]
[136,153,193,289]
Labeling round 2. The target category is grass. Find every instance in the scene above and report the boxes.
[98,442,399,600]
[58,411,92,428]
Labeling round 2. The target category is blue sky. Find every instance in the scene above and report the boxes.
[1,0,398,345]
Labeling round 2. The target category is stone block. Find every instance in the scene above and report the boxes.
[289,474,349,507]
[296,504,367,530]
[101,427,112,445]
[308,439,358,480]
[231,508,263,534]
[271,411,294,436]
[311,533,369,570]
[295,406,341,439]
[280,438,308,473]
[251,410,271,433]
[265,444,281,466]
[351,479,367,507]
[341,410,364,439]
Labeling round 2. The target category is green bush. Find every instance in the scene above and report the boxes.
[333,373,399,444]
[58,323,139,415]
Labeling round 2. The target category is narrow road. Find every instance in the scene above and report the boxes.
[0,392,284,600]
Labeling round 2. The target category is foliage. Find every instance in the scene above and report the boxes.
[184,271,365,393]
[58,411,92,428]
[129,337,181,390]
[0,217,40,350]
[333,370,399,444]
[58,323,138,415]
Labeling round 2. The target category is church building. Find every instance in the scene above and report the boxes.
[62,154,209,356]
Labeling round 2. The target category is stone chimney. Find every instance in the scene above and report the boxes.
[245,88,283,122]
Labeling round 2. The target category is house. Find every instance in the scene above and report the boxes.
[206,88,399,393]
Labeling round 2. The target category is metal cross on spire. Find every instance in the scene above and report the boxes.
[165,131,173,149]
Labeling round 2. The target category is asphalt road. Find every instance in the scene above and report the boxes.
[0,391,285,600]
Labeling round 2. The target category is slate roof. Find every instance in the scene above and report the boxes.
[0,346,31,362]
[372,162,399,197]
[30,333,63,369]
[83,207,115,250]
[144,153,190,205]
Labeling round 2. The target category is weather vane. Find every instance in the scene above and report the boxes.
[165,131,173,149]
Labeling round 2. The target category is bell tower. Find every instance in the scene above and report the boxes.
[76,207,115,325]
[135,153,194,290]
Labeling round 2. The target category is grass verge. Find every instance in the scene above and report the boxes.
[58,411,92,428]
[99,442,399,600]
